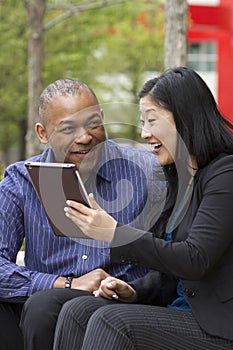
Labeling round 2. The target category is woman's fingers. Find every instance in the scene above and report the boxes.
[88,193,103,211]
[93,277,136,303]
[66,200,92,215]
[64,198,117,242]
[93,278,120,300]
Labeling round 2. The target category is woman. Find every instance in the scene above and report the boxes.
[54,67,233,350]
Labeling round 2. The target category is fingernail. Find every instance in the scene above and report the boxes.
[112,294,119,300]
[64,207,68,212]
[66,200,70,205]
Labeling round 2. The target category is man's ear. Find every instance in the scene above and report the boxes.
[100,108,104,120]
[35,123,48,144]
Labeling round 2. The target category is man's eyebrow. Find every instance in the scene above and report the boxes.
[57,112,101,127]
[86,112,102,119]
[58,119,75,127]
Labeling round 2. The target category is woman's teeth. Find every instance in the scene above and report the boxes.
[152,143,162,150]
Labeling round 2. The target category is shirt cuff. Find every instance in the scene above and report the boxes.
[29,272,59,295]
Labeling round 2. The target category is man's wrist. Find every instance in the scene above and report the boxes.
[53,276,74,289]
[65,276,73,288]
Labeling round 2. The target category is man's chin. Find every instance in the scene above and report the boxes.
[63,157,81,168]
[66,154,95,170]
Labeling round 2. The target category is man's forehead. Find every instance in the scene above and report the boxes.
[56,108,102,126]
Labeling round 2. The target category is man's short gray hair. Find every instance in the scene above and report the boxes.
[39,78,97,120]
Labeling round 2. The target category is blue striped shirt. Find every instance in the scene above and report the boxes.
[0,139,166,302]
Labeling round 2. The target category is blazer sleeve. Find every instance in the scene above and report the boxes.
[129,270,178,306]
[110,156,233,281]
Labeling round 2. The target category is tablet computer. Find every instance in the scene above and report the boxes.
[25,162,92,238]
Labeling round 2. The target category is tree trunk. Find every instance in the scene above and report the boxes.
[164,0,188,70]
[18,117,27,160]
[25,0,46,157]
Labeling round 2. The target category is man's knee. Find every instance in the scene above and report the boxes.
[21,288,93,330]
[21,289,68,331]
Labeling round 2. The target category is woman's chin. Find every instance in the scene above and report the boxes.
[157,155,174,167]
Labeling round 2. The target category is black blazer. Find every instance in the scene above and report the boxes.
[111,154,233,340]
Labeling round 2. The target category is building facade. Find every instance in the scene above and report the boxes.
[188,0,233,123]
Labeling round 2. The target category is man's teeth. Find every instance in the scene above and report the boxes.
[77,150,89,154]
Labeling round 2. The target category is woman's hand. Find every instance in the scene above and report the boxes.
[64,193,117,242]
[93,276,137,303]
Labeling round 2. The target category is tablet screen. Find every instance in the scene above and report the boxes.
[25,162,92,238]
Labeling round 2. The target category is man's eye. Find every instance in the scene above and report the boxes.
[87,120,102,129]
[148,118,156,123]
[60,127,75,134]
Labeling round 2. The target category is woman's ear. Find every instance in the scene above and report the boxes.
[35,123,48,144]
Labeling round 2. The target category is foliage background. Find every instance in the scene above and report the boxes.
[0,0,164,166]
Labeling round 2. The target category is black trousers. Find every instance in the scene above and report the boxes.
[0,301,23,350]
[20,288,107,350]
[53,296,233,350]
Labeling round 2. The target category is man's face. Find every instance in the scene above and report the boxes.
[38,89,106,175]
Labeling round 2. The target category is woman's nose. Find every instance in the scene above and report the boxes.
[141,126,152,139]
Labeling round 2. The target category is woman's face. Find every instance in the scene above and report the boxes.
[140,95,177,166]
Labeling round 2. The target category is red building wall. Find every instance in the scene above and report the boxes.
[188,0,233,123]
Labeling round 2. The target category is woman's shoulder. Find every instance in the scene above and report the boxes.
[207,153,233,170]
[200,153,233,183]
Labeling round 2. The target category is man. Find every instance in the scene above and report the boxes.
[0,79,165,349]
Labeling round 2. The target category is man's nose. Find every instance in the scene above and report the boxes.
[74,128,92,143]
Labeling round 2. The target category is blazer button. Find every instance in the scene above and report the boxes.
[120,256,125,263]
[184,288,197,297]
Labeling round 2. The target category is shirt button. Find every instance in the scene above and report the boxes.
[82,254,88,260]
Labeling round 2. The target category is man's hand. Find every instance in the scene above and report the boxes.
[53,268,110,292]
[93,276,137,303]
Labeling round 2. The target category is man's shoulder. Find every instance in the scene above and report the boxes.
[4,154,43,178]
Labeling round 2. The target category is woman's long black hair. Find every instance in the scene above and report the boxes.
[139,66,233,168]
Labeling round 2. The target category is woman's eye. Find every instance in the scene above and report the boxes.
[148,118,156,123]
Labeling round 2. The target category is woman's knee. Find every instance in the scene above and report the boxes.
[57,295,114,330]
[87,304,126,331]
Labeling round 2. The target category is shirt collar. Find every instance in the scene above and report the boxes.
[41,143,112,183]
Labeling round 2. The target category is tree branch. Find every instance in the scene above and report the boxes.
[44,0,130,31]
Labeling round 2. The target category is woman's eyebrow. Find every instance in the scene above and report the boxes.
[145,108,157,114]
[140,107,157,114]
